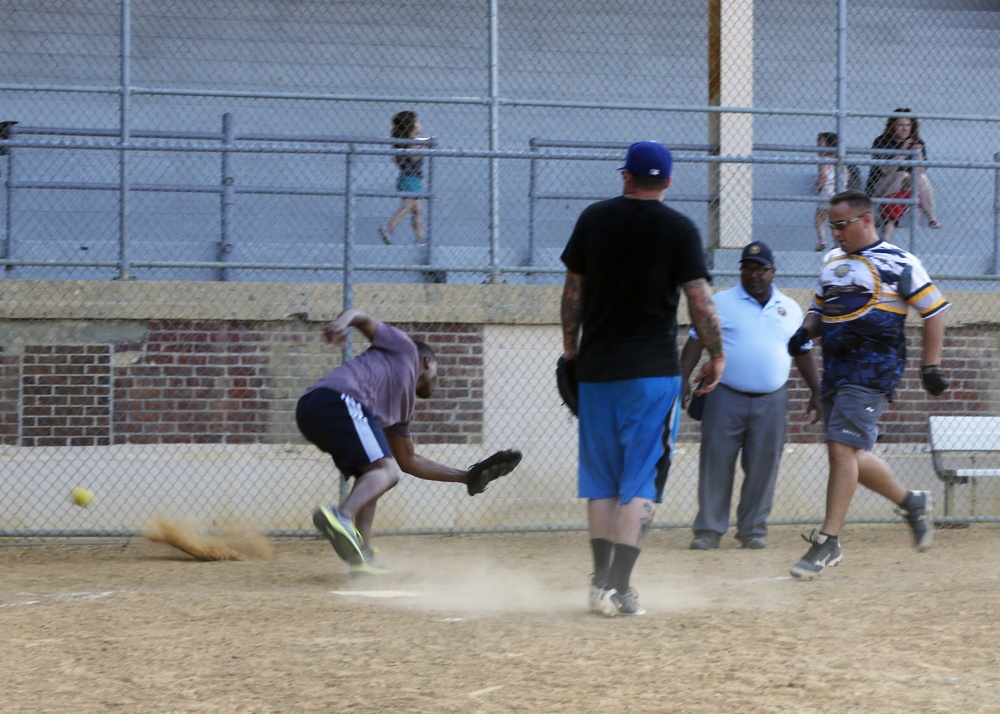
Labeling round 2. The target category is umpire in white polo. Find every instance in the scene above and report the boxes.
[680,241,822,550]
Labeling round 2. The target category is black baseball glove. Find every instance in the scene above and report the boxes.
[556,356,579,417]
[687,380,706,421]
[920,365,949,396]
[466,449,523,496]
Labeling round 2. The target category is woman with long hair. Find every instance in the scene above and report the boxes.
[865,108,941,230]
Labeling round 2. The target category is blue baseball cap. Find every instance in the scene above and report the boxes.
[619,141,673,179]
[740,241,774,266]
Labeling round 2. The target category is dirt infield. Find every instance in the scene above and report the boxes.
[2,524,998,713]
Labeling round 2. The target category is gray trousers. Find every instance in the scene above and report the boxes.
[693,383,788,541]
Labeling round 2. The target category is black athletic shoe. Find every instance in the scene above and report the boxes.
[895,490,934,552]
[689,531,721,550]
[739,537,767,550]
[790,529,843,580]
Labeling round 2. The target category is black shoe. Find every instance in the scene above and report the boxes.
[895,490,934,552]
[740,537,767,550]
[790,529,843,580]
[689,532,721,550]
[594,587,645,617]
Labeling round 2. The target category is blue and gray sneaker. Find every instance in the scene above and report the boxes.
[895,490,934,552]
[312,506,364,564]
[790,528,843,580]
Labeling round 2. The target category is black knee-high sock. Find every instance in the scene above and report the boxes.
[608,544,640,593]
[590,538,613,587]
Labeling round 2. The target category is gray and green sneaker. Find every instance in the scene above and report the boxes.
[350,548,389,577]
[312,506,364,564]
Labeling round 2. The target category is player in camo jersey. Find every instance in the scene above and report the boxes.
[786,189,950,580]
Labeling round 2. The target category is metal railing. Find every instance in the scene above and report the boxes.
[526,138,951,265]
[6,128,1000,283]
[2,117,437,281]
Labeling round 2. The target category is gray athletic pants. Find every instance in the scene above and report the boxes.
[692,383,787,541]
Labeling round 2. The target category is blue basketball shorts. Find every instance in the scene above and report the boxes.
[577,376,683,504]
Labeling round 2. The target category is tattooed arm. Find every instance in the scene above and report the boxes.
[561,270,585,359]
[683,277,725,394]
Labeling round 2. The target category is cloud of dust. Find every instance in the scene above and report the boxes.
[378,553,709,616]
[399,557,577,614]
[143,519,274,562]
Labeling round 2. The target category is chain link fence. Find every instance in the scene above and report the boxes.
[2,0,1000,542]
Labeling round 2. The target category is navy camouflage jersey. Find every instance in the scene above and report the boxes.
[809,240,949,399]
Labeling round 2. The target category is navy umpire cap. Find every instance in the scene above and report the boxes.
[619,141,673,179]
[740,241,774,266]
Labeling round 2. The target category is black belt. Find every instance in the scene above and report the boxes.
[726,385,773,398]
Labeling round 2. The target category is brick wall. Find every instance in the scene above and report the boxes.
[1,308,997,449]
[21,345,112,446]
[0,319,484,447]
[408,323,484,445]
[0,345,18,441]
[877,326,1000,442]
[112,321,269,445]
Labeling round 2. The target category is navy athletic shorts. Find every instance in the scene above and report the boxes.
[296,388,392,478]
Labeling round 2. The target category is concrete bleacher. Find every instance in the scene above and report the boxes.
[1,0,998,283]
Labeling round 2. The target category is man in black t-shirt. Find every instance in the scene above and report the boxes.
[560,140,724,617]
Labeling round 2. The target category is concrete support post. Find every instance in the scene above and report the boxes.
[708,0,755,259]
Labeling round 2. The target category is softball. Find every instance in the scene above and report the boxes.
[70,487,94,508]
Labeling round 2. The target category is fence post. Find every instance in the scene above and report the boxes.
[835,0,847,191]
[116,0,132,281]
[487,0,501,283]
[340,144,357,503]
[218,112,235,281]
[2,121,15,273]
[343,144,356,358]
[994,152,1000,275]
[424,139,435,271]
[527,138,537,268]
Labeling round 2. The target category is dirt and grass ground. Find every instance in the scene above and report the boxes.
[2,524,998,713]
